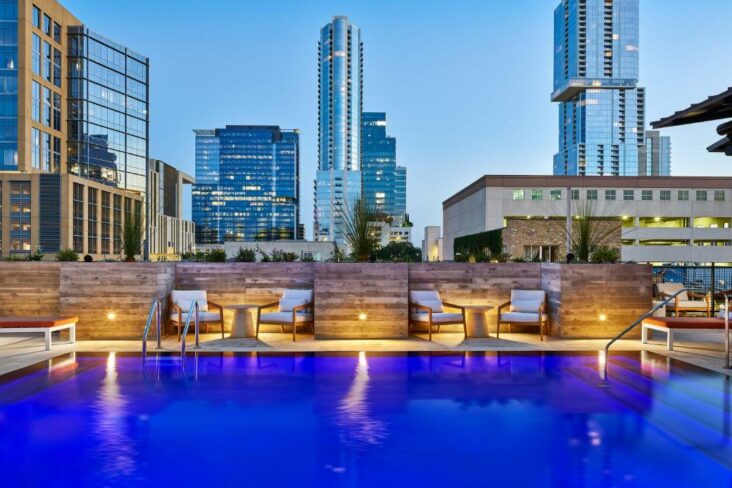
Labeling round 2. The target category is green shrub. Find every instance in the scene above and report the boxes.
[122,212,143,261]
[204,249,227,262]
[590,245,621,264]
[235,247,257,262]
[26,248,44,261]
[56,248,79,262]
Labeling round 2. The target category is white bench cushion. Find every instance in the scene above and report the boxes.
[500,312,547,323]
[169,311,221,323]
[411,312,463,324]
[171,290,209,312]
[260,312,313,323]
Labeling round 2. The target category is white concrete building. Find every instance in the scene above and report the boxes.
[148,159,195,259]
[443,175,732,264]
[422,226,443,261]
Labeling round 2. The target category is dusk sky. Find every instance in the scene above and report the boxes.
[63,0,732,241]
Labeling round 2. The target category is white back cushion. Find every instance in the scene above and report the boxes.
[510,290,545,313]
[657,283,688,301]
[282,289,313,303]
[279,298,308,312]
[410,291,444,312]
[171,290,208,312]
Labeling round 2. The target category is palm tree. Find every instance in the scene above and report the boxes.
[339,198,384,262]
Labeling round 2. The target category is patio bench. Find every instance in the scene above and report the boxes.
[641,316,725,351]
[0,316,78,351]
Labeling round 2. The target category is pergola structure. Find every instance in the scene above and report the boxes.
[652,86,732,156]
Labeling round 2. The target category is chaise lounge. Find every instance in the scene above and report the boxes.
[409,290,466,341]
[257,289,314,341]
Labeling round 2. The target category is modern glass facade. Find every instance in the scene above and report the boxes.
[361,112,407,222]
[553,0,661,177]
[0,0,17,170]
[315,16,363,244]
[639,130,671,176]
[192,126,300,245]
[67,27,149,194]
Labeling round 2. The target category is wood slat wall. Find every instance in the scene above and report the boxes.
[0,263,60,316]
[314,263,408,339]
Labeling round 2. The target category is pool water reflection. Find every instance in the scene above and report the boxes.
[0,351,730,487]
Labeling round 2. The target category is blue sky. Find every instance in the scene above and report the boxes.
[63,0,732,242]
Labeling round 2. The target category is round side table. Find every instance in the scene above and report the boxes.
[226,304,259,338]
[463,305,495,338]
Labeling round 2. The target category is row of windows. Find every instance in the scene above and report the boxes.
[32,5,61,44]
[30,127,60,172]
[512,188,726,202]
[31,81,60,130]
[31,34,61,88]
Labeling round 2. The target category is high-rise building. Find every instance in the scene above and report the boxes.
[639,130,671,176]
[148,159,195,259]
[552,0,649,177]
[192,125,300,245]
[314,16,363,245]
[0,0,149,258]
[361,112,407,222]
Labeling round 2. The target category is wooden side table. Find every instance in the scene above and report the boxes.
[463,305,494,338]
[226,304,259,338]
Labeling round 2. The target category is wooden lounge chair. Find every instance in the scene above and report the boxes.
[168,290,224,340]
[656,283,710,317]
[497,290,549,340]
[257,289,314,341]
[409,290,466,341]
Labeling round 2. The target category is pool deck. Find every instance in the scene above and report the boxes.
[1,329,730,378]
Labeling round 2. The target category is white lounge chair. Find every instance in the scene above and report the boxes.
[497,290,549,340]
[169,290,224,340]
[409,290,466,341]
[656,282,710,317]
[257,289,314,341]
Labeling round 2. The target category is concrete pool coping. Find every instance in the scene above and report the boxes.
[1,330,730,378]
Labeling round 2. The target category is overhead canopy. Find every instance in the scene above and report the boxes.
[652,87,732,156]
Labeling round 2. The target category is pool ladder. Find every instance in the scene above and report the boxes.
[179,298,201,356]
[141,298,163,356]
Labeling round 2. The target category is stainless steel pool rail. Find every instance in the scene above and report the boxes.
[141,298,162,356]
[602,288,688,380]
[724,295,730,370]
[180,298,201,356]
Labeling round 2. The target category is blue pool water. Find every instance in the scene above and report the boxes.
[1,352,731,487]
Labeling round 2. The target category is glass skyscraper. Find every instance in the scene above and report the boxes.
[552,0,654,177]
[640,130,671,176]
[192,125,300,245]
[361,112,406,222]
[315,16,363,244]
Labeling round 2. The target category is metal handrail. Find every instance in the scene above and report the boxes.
[141,298,162,356]
[180,298,200,356]
[724,296,730,370]
[602,288,688,379]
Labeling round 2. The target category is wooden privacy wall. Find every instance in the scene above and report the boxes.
[175,263,315,331]
[314,263,409,339]
[0,263,61,316]
[58,263,176,339]
[540,263,562,336]
[553,264,652,339]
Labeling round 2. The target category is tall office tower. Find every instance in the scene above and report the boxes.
[361,112,407,221]
[552,0,647,177]
[0,0,149,258]
[639,130,671,176]
[147,159,195,258]
[314,16,363,245]
[192,126,300,245]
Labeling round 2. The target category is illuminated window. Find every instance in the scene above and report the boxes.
[531,189,543,201]
[512,189,524,200]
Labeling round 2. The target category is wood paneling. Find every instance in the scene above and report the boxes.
[314,263,408,339]
[0,263,60,316]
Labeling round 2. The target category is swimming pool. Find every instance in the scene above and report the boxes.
[0,352,730,487]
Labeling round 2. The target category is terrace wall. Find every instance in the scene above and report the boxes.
[0,262,652,340]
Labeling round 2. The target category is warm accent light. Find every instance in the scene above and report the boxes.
[107,312,117,321]
[598,313,607,322]
[358,313,367,321]
[654,217,661,223]
[621,215,629,221]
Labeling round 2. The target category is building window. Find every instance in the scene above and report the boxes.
[623,190,634,201]
[605,190,616,201]
[32,6,40,28]
[10,181,31,253]
[660,190,671,201]
[52,92,60,130]
[41,132,50,171]
[31,82,40,122]
[42,86,51,126]
[88,188,97,253]
[696,191,707,202]
[42,14,50,36]
[52,137,60,172]
[73,183,84,253]
[531,189,543,201]
[512,189,524,200]
[53,22,61,43]
[587,189,598,200]
[113,194,122,253]
[549,189,561,200]
[678,190,689,201]
[101,191,111,253]
[641,190,653,201]
[32,34,40,75]
[53,49,61,87]
[714,190,725,202]
[523,245,559,263]
[571,189,580,200]
[31,128,40,169]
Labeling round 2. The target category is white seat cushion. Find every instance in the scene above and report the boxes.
[171,290,209,312]
[500,312,547,323]
[411,312,463,324]
[410,290,444,312]
[675,300,707,308]
[260,312,313,324]
[169,311,221,323]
